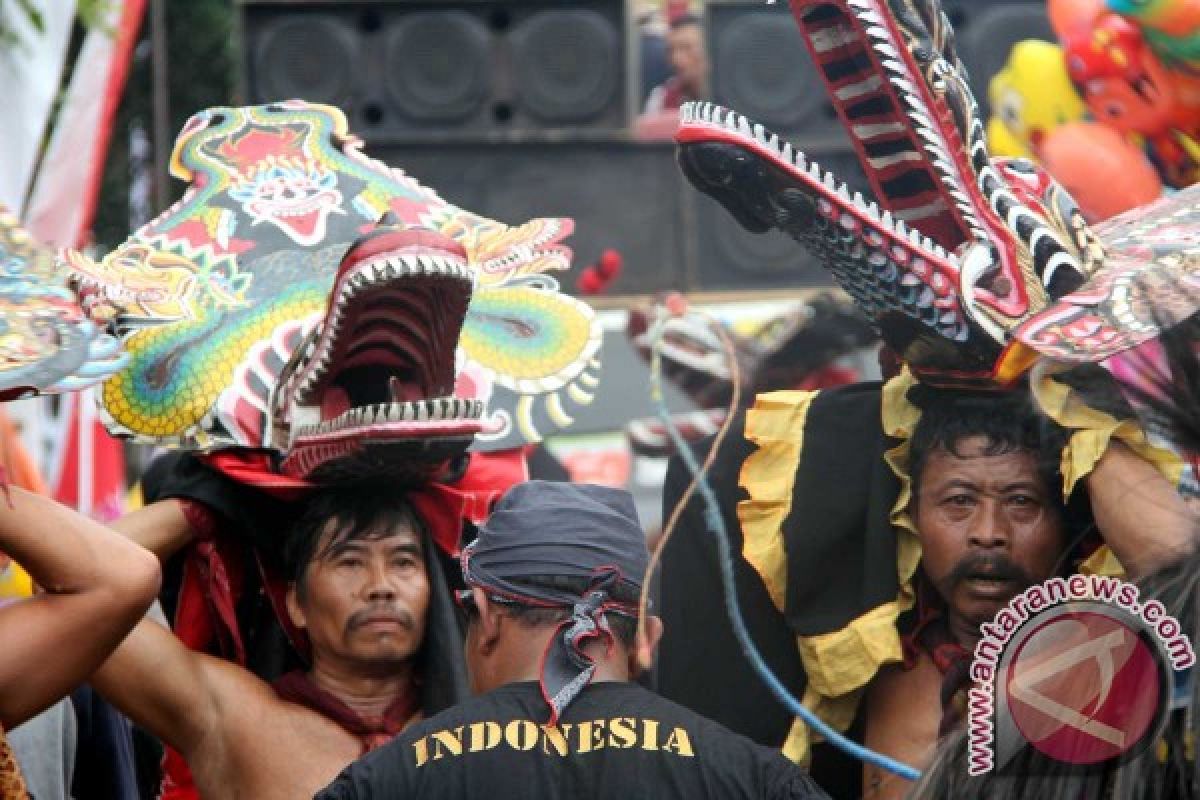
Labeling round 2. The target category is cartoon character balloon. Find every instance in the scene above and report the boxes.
[988,40,1087,159]
[1063,12,1200,186]
[1039,121,1164,220]
[1106,0,1200,72]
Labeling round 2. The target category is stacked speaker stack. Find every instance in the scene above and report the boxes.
[239,0,1055,298]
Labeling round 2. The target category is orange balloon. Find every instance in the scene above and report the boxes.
[1048,0,1107,37]
[1039,122,1163,221]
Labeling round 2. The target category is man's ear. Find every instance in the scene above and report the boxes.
[473,588,503,656]
[631,615,664,676]
[285,582,307,630]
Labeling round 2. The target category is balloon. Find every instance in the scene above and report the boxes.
[1063,13,1200,185]
[1107,0,1200,72]
[987,40,1086,159]
[1107,0,1200,37]
[1064,14,1180,135]
[1049,0,1107,37]
[1039,122,1163,220]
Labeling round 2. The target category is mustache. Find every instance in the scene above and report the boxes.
[941,553,1034,593]
[346,606,415,633]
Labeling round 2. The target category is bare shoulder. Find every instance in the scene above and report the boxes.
[861,657,942,800]
[192,662,365,799]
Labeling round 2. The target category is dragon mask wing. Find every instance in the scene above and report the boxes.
[0,206,126,400]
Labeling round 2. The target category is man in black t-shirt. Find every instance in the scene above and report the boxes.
[316,481,828,799]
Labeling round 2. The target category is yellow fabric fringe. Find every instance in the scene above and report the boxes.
[1030,370,1184,499]
[738,377,922,764]
[739,390,819,613]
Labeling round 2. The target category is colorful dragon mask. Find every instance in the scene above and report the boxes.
[677,0,1200,388]
[0,206,125,401]
[66,101,601,482]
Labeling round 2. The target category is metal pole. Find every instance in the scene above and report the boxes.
[150,0,169,211]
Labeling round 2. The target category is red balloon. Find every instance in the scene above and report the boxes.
[1039,122,1162,221]
[1048,0,1106,37]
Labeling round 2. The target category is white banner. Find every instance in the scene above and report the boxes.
[0,0,78,212]
[25,0,146,248]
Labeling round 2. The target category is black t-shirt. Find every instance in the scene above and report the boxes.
[315,681,829,799]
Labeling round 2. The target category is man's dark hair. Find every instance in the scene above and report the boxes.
[282,487,426,595]
[467,574,640,648]
[906,385,1068,504]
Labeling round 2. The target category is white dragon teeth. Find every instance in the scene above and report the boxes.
[294,397,485,437]
[693,98,963,266]
[343,253,471,297]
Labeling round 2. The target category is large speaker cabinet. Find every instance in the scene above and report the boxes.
[238,0,637,141]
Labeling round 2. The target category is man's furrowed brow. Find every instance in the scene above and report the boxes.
[323,532,423,559]
[388,541,423,558]
[321,539,367,560]
[999,480,1044,494]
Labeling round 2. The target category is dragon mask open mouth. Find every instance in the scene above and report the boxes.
[677,0,1130,387]
[58,101,602,485]
[276,225,484,482]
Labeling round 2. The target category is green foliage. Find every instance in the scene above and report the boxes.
[0,0,45,50]
[76,0,114,32]
[0,0,112,49]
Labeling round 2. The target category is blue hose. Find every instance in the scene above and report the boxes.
[648,315,922,782]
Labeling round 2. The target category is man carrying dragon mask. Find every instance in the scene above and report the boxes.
[0,98,604,798]
[656,0,1200,797]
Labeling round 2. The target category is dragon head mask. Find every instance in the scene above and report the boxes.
[66,101,602,483]
[677,0,1200,388]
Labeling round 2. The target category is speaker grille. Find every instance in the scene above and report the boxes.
[374,141,685,296]
[710,9,826,134]
[251,14,358,105]
[692,146,871,291]
[241,1,632,141]
[384,12,491,123]
[512,10,620,124]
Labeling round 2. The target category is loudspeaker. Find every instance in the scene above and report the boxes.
[690,144,871,292]
[238,1,635,141]
[705,0,1052,135]
[372,140,686,297]
[375,140,873,297]
[706,1,839,137]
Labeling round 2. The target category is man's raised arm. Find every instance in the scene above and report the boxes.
[111,497,196,561]
[1086,440,1199,577]
[88,608,240,759]
[0,488,161,727]
[91,501,262,759]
